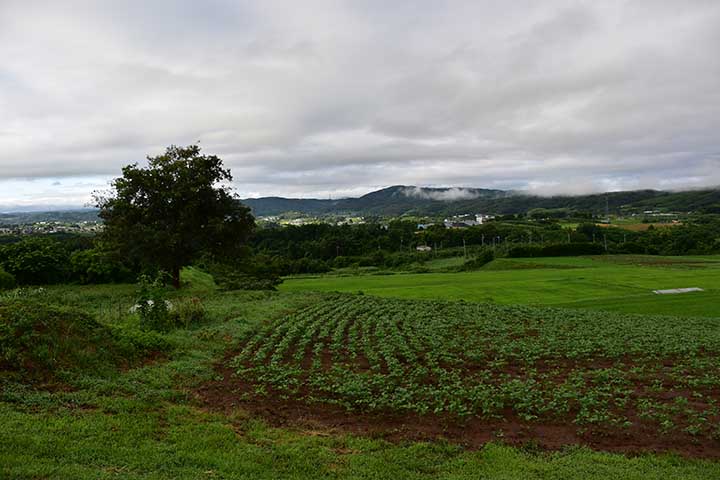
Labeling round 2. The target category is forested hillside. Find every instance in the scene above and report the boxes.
[242,186,720,216]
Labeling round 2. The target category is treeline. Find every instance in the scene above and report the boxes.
[2,214,720,287]
[248,215,720,274]
[0,237,134,288]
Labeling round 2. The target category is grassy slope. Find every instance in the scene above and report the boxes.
[2,270,720,478]
[280,255,720,317]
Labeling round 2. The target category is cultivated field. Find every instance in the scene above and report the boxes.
[216,294,720,456]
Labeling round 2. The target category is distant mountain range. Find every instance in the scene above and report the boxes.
[3,187,719,225]
[241,185,720,217]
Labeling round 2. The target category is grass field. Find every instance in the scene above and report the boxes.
[281,255,720,317]
[2,267,720,478]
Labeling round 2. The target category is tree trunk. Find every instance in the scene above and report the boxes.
[171,265,181,289]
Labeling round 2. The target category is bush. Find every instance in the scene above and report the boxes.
[211,269,282,291]
[0,268,15,290]
[70,248,135,284]
[0,238,71,285]
[507,242,605,258]
[111,324,171,358]
[132,275,173,331]
[610,241,647,254]
[505,245,543,258]
[207,259,283,291]
[220,273,282,290]
[132,276,207,331]
[168,297,206,328]
[459,250,495,271]
[540,242,605,256]
[286,257,331,275]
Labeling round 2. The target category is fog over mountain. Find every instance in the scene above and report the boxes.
[1,1,719,208]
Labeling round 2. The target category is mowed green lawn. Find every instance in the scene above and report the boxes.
[281,255,720,317]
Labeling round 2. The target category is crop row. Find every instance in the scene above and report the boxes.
[232,294,720,439]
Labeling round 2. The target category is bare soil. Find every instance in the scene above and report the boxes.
[195,352,720,459]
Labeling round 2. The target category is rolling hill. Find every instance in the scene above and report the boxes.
[242,186,720,217]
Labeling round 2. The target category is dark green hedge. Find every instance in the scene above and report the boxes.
[507,242,605,258]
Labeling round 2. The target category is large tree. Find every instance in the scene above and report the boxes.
[96,145,254,288]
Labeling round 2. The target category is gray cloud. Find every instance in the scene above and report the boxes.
[402,187,484,202]
[0,0,719,206]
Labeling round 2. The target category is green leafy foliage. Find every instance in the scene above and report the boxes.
[134,276,207,331]
[507,242,605,258]
[0,237,136,286]
[0,268,15,290]
[69,248,135,284]
[168,297,206,327]
[234,294,720,439]
[110,323,171,358]
[206,255,283,290]
[458,250,495,271]
[96,144,255,288]
[0,237,71,284]
[134,275,173,331]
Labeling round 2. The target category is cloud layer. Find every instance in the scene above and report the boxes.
[1,0,719,207]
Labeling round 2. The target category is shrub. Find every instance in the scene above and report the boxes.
[216,272,282,291]
[70,248,135,284]
[0,238,71,285]
[134,275,172,331]
[111,324,171,358]
[168,297,206,328]
[208,261,282,291]
[505,245,542,258]
[540,242,605,256]
[506,242,605,258]
[459,250,495,271]
[287,257,331,275]
[132,276,207,331]
[0,268,15,290]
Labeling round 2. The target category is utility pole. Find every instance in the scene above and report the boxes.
[603,234,608,252]
[606,194,610,224]
[567,231,571,243]
[463,238,467,258]
[481,234,485,247]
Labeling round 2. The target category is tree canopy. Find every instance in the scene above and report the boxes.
[96,145,254,287]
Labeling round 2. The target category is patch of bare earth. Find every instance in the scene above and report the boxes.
[194,351,720,459]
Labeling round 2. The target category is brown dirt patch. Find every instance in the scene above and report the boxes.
[194,353,720,459]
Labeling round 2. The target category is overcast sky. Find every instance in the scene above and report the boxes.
[1,0,719,210]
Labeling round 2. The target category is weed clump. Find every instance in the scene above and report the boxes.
[132,275,207,331]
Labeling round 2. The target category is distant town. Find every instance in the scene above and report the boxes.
[0,209,685,238]
[0,220,102,236]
